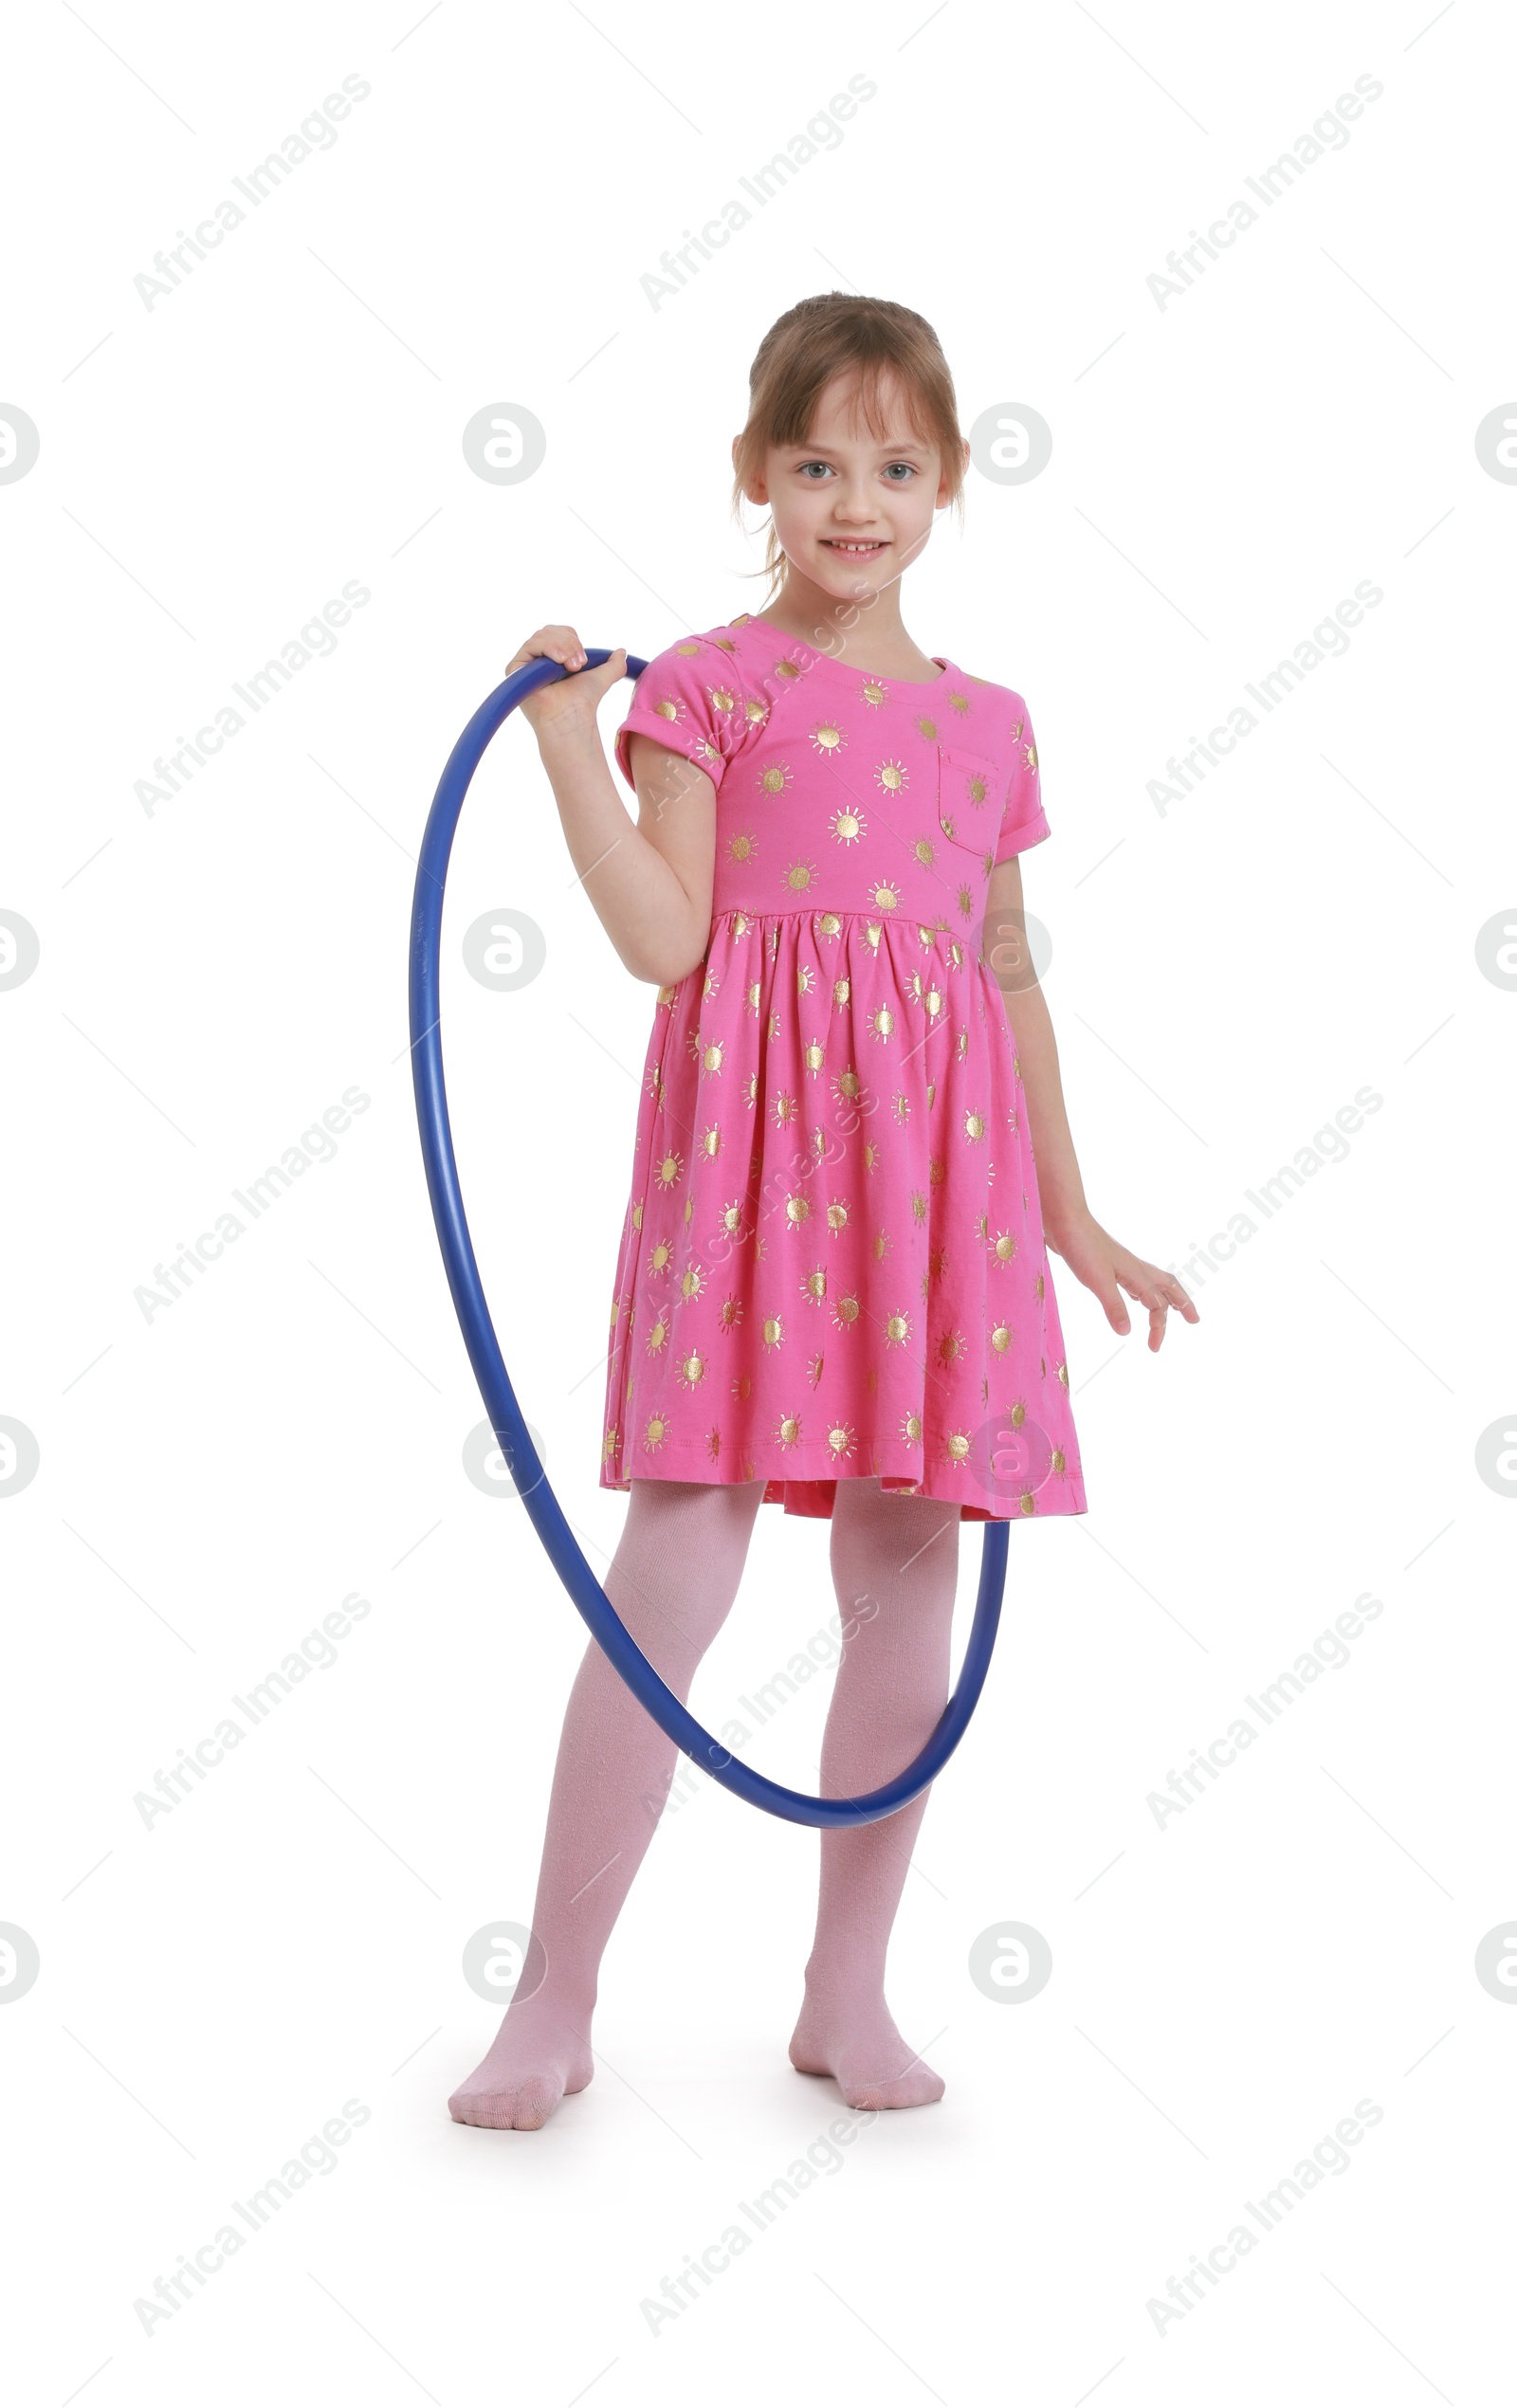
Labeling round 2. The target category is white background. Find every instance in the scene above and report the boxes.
[4,1,1513,2400]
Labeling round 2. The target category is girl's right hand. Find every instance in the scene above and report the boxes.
[505,627,629,739]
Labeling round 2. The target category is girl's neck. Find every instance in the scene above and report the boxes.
[753,575,939,684]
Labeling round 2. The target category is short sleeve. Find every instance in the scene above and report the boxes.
[994,697,1051,861]
[613,636,745,795]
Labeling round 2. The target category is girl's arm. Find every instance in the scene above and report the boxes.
[511,625,716,988]
[983,853,1199,1352]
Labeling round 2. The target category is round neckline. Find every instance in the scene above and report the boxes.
[742,616,951,688]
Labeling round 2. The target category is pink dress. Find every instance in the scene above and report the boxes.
[597,612,1088,1525]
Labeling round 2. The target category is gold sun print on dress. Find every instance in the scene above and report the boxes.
[906,969,946,1023]
[758,760,791,795]
[785,858,819,894]
[809,719,846,757]
[829,801,867,847]
[654,1147,685,1190]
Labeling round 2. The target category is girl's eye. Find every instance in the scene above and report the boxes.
[883,463,917,482]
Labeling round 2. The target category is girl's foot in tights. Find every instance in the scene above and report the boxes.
[788,1480,959,2109]
[448,1478,763,2130]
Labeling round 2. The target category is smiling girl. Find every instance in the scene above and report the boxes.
[448,291,1197,2132]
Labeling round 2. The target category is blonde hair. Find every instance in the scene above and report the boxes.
[730,293,967,611]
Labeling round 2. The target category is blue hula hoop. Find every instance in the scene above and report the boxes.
[409,648,1010,1829]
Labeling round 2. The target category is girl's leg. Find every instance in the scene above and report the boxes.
[789,1476,960,2110]
[448,1474,765,2129]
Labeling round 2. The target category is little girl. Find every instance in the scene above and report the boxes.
[448,292,1197,2131]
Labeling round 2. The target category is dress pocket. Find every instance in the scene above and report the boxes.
[936,744,1000,861]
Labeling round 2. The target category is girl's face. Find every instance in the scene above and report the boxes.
[748,370,961,606]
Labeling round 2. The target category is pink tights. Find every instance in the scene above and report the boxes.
[448,1474,961,2128]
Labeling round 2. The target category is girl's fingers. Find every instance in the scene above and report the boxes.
[505,627,589,674]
